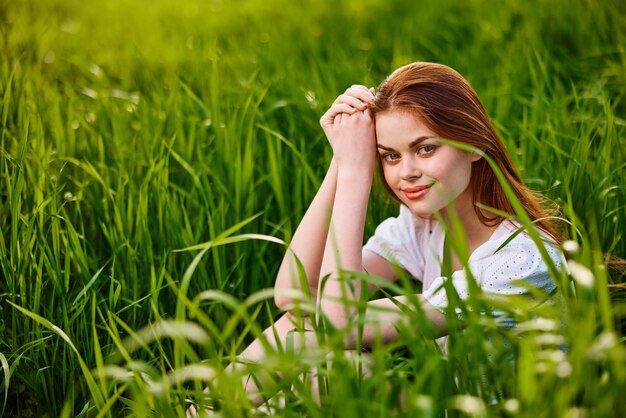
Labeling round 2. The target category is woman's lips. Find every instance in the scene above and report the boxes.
[402,184,431,200]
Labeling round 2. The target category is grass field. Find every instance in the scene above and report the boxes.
[1,0,626,416]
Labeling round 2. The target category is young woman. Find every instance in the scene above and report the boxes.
[188,62,564,415]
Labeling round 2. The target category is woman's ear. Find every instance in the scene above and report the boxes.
[469,151,483,162]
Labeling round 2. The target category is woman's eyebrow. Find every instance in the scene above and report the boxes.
[377,144,395,151]
[408,135,436,148]
[377,136,435,151]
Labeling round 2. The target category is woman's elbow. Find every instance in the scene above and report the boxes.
[274,294,292,312]
[273,273,295,310]
[274,276,318,312]
[274,288,315,313]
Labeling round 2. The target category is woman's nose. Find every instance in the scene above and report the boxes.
[400,155,422,181]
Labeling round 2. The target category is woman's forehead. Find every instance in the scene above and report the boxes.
[375,111,435,138]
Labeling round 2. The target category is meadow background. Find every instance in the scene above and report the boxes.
[1,0,626,416]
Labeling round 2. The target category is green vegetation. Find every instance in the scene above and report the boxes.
[1,0,625,416]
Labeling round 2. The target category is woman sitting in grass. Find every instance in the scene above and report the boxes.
[188,62,563,414]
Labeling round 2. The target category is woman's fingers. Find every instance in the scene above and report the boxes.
[332,88,375,112]
[327,86,375,115]
[331,111,374,141]
[320,85,376,142]
[336,94,368,110]
[186,404,197,417]
[344,85,376,104]
[320,102,365,133]
[334,113,344,127]
[321,88,374,124]
[326,103,357,117]
[322,96,365,124]
[320,104,354,133]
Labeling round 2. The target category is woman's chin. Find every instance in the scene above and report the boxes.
[402,202,436,219]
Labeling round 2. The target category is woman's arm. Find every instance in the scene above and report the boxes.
[318,109,378,329]
[274,86,376,311]
[273,159,338,310]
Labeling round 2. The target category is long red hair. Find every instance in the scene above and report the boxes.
[369,62,561,242]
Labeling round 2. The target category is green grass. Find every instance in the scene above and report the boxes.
[1,0,625,416]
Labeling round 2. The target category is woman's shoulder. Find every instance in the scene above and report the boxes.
[487,220,560,249]
[472,220,565,270]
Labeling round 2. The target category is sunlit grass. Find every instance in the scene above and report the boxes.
[1,0,625,416]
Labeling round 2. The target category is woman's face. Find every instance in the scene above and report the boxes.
[375,110,480,219]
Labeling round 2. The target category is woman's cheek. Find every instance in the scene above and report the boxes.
[381,165,391,183]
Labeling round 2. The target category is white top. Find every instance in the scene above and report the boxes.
[363,205,563,319]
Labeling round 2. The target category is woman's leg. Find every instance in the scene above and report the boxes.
[235,312,315,401]
[188,294,429,416]
[236,295,424,400]
[187,312,315,416]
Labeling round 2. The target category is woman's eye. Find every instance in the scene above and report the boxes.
[417,145,436,155]
[381,153,400,162]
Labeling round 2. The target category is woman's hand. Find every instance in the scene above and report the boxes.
[330,109,377,176]
[320,85,376,146]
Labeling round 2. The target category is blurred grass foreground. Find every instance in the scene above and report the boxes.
[1,0,626,416]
